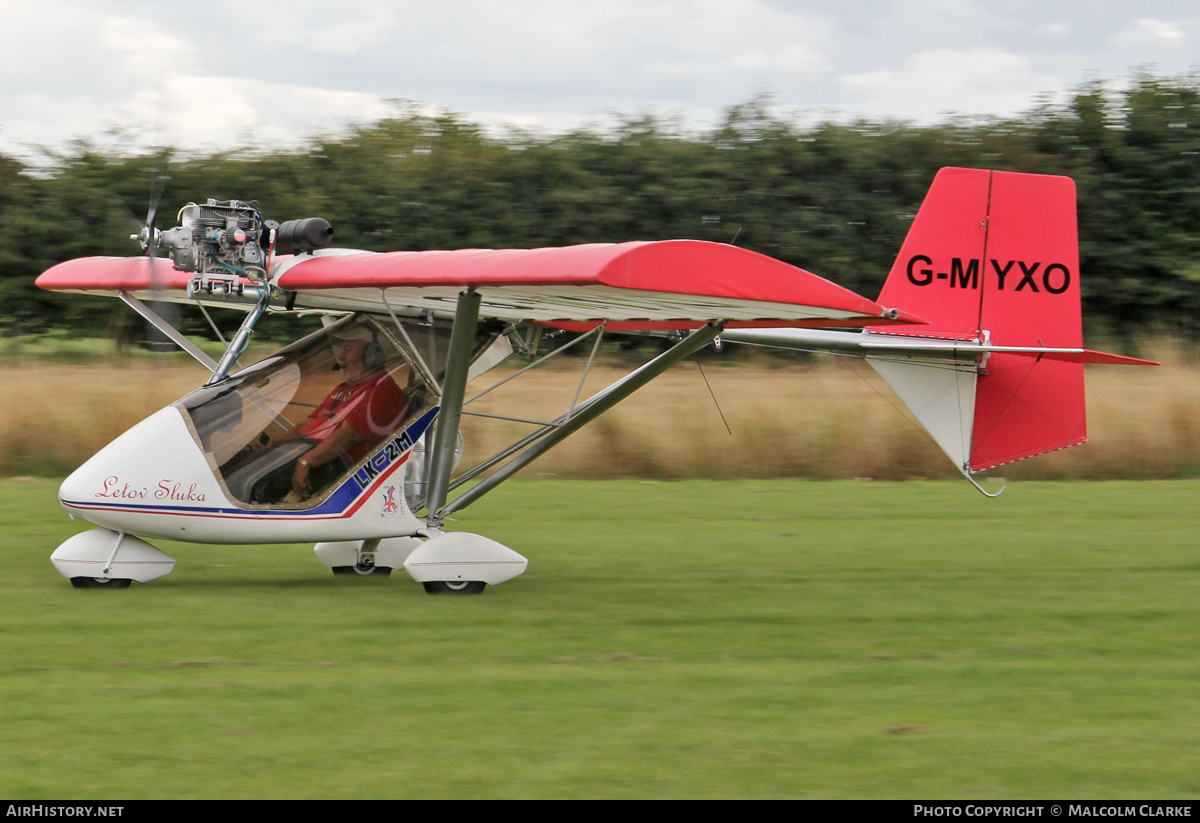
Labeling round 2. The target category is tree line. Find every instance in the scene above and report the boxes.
[2,72,1198,341]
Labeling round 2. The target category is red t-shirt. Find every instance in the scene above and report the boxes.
[298,373,407,462]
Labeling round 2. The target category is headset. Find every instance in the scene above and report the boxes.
[363,337,385,370]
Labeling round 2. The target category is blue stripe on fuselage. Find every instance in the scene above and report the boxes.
[63,406,440,519]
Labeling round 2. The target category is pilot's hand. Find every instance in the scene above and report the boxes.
[292,459,313,495]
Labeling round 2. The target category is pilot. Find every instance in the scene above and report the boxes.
[226,325,413,504]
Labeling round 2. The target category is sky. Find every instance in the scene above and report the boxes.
[1,0,1196,161]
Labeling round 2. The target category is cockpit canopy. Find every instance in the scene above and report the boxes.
[176,315,450,509]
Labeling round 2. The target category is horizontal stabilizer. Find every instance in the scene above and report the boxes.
[860,337,1158,366]
[1075,350,1159,366]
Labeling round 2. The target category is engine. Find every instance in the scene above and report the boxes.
[134,199,333,299]
[161,200,269,289]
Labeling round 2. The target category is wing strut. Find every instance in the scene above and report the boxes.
[439,322,726,518]
[424,288,483,524]
[380,288,443,394]
[118,291,219,372]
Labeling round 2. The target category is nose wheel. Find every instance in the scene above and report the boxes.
[422,580,486,595]
[70,577,133,589]
[53,530,175,588]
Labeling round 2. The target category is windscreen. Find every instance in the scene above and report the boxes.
[179,315,431,509]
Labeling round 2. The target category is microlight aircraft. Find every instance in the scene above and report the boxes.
[36,168,1154,593]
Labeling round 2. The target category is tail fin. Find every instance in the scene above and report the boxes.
[720,167,1153,484]
[869,168,1103,475]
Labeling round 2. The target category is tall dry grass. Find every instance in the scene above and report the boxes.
[1,349,1195,480]
[0,362,209,476]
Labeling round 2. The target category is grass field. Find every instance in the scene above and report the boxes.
[2,476,1198,798]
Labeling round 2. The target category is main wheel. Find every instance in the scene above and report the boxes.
[70,577,132,590]
[422,580,486,595]
[332,564,391,577]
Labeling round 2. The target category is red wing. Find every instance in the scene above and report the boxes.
[36,256,196,294]
[38,240,921,331]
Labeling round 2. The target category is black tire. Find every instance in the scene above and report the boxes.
[70,577,133,590]
[422,580,486,595]
[332,564,391,577]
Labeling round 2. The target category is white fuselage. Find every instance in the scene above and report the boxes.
[58,405,427,544]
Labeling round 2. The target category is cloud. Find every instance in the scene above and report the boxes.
[267,0,403,55]
[1112,18,1186,47]
[840,48,1063,121]
[100,16,199,75]
[123,76,393,152]
[650,43,829,76]
[3,1,1200,160]
[1102,17,1194,77]
[1036,23,1072,38]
